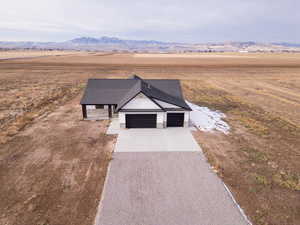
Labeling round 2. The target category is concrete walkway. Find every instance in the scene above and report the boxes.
[96,126,250,225]
[106,118,120,135]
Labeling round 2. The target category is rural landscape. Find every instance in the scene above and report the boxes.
[0,51,299,225]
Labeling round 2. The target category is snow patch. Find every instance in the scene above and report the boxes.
[187,101,230,134]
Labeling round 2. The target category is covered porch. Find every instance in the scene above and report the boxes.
[82,104,117,120]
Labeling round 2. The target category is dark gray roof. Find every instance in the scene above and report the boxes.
[146,79,184,99]
[80,75,191,111]
[80,79,136,105]
[116,79,142,110]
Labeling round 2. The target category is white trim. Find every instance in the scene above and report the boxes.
[223,183,253,225]
[153,99,180,108]
[119,111,164,127]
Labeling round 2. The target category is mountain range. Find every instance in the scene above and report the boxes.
[1,36,300,52]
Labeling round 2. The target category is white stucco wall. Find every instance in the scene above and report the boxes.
[119,112,125,124]
[184,111,190,124]
[122,93,160,109]
[157,112,164,124]
[118,92,190,128]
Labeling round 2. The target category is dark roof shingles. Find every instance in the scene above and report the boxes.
[80,76,191,111]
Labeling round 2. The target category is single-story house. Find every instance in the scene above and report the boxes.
[80,75,191,128]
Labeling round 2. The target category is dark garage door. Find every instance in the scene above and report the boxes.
[125,114,157,128]
[167,113,184,127]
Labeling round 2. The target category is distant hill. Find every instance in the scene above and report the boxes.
[272,42,300,47]
[69,36,169,45]
[0,36,300,53]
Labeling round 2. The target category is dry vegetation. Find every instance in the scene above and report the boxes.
[0,51,299,225]
[185,81,300,225]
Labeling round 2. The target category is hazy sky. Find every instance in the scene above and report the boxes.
[0,0,299,43]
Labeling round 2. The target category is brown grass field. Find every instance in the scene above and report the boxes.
[0,52,299,225]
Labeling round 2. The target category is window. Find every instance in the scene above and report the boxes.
[96,105,104,109]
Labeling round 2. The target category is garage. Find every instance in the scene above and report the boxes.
[125,114,157,128]
[167,113,184,127]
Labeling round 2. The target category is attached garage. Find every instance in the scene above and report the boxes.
[81,75,192,128]
[125,114,157,128]
[167,113,184,127]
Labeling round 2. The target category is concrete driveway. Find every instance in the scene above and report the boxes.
[114,128,200,152]
[96,126,250,225]
[95,152,249,225]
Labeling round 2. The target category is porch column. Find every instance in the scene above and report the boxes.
[81,105,87,119]
[108,105,112,118]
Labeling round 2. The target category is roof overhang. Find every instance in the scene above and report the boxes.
[119,109,165,112]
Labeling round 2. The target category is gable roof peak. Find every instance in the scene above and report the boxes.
[129,74,143,80]
[116,77,191,111]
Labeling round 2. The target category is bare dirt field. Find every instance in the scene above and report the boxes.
[0,50,82,60]
[0,95,116,225]
[133,53,257,58]
[0,52,299,225]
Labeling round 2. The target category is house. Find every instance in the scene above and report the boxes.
[80,75,191,128]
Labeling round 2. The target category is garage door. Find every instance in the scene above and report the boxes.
[167,113,184,127]
[125,114,157,128]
